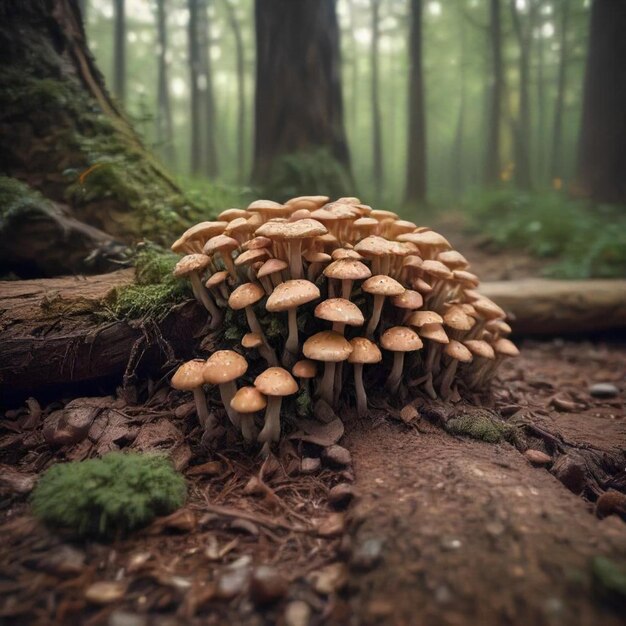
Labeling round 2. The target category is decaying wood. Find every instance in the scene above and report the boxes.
[481,278,626,334]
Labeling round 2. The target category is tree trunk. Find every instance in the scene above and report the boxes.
[535,8,546,186]
[347,0,359,142]
[0,0,187,246]
[404,0,427,205]
[188,0,202,175]
[199,0,219,178]
[370,0,384,203]
[113,0,126,105]
[252,0,351,184]
[576,0,626,203]
[224,0,246,183]
[451,8,466,196]
[156,0,176,167]
[484,0,502,186]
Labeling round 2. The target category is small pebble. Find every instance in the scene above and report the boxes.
[85,581,126,605]
[596,490,626,519]
[440,536,462,551]
[216,566,249,599]
[399,405,419,423]
[300,457,321,474]
[109,611,147,626]
[589,383,619,399]
[524,449,552,466]
[309,562,348,594]
[328,483,356,509]
[284,600,312,626]
[249,566,289,605]
[316,512,345,537]
[323,445,351,468]
[551,454,586,494]
[38,545,85,576]
[351,537,384,570]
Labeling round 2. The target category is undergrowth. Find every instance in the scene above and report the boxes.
[462,189,626,279]
[31,452,186,539]
[446,409,519,444]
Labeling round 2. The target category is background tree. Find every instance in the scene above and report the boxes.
[155,0,176,166]
[484,0,503,186]
[370,0,383,202]
[199,0,219,177]
[252,0,351,187]
[112,0,126,104]
[188,0,202,175]
[405,0,426,205]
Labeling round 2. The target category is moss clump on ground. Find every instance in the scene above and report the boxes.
[105,245,191,319]
[31,452,186,539]
[446,410,518,444]
[591,556,626,607]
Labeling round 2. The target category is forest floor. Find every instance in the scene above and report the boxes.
[1,240,625,626]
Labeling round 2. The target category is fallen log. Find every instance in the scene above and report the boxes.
[481,278,626,335]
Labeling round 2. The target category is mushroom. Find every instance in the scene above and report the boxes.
[230,386,265,443]
[205,270,230,306]
[292,359,317,397]
[391,289,424,323]
[202,350,248,429]
[254,367,298,452]
[266,279,320,356]
[304,250,332,282]
[348,337,382,417]
[203,234,239,281]
[173,254,222,329]
[303,331,353,406]
[362,275,405,338]
[257,258,289,294]
[171,359,212,430]
[438,340,473,399]
[178,221,228,253]
[314,298,364,335]
[218,208,250,222]
[323,259,371,300]
[413,322,449,399]
[396,230,451,260]
[380,326,423,393]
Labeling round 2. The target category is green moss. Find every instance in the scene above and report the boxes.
[592,556,626,607]
[31,452,186,539]
[0,175,53,225]
[296,387,312,417]
[446,410,518,444]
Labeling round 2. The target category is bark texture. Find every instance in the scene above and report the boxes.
[484,0,503,186]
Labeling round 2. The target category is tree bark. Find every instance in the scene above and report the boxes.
[405,0,427,205]
[484,0,502,186]
[155,0,176,167]
[252,0,351,183]
[188,0,202,175]
[113,0,126,105]
[199,0,219,178]
[370,0,383,203]
[451,6,466,195]
[576,0,626,203]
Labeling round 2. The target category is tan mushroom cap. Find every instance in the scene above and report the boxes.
[171,359,206,390]
[331,248,363,260]
[228,282,265,310]
[314,298,365,326]
[443,306,476,331]
[487,319,512,335]
[370,209,399,221]
[445,340,473,362]
[242,332,263,349]
[324,258,372,281]
[335,196,362,205]
[254,367,298,396]
[266,279,320,312]
[381,326,423,352]
[354,217,379,229]
[235,248,270,267]
[203,350,248,384]
[419,323,449,344]
[173,253,210,277]
[464,340,496,359]
[205,270,229,288]
[182,221,228,243]
[303,250,332,264]
[438,250,469,270]
[407,310,443,327]
[230,386,267,413]
[285,195,329,209]
[472,297,506,320]
[347,337,382,364]
[494,338,520,357]
[292,359,317,379]
[453,270,480,288]
[247,199,290,215]
[392,289,424,310]
[203,234,239,255]
[218,208,249,222]
[303,331,353,363]
[362,275,405,296]
[243,236,273,251]
[420,259,454,280]
[256,218,327,240]
[403,255,424,269]
[397,230,451,250]
[257,258,288,278]
[225,217,255,237]
[354,235,397,258]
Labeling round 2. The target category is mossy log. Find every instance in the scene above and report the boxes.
[0,269,206,402]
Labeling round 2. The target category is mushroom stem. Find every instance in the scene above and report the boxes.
[288,240,304,279]
[192,387,212,429]
[219,251,238,281]
[365,295,385,338]
[258,396,282,443]
[353,363,368,418]
[240,414,258,443]
[318,362,336,405]
[285,308,299,355]
[190,273,223,329]
[439,360,459,400]
[386,352,405,392]
[245,307,278,365]
[218,381,241,428]
[341,279,354,300]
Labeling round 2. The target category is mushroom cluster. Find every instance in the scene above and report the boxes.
[170,196,518,450]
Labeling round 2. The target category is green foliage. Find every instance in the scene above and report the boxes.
[296,387,312,417]
[446,410,517,444]
[462,189,626,278]
[31,452,186,539]
[261,148,353,202]
[105,244,190,319]
[178,176,250,218]
[0,176,52,225]
[592,556,626,606]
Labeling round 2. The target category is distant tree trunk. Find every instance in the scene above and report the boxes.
[576,0,626,203]
[113,0,126,104]
[371,0,383,202]
[535,9,546,185]
[451,8,466,195]
[156,0,175,166]
[252,0,351,184]
[199,0,219,178]
[405,0,426,205]
[224,0,246,183]
[78,0,87,22]
[484,0,502,186]
[188,0,202,175]
[347,0,359,140]
[550,0,570,184]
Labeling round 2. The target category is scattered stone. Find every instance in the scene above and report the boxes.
[148,508,196,534]
[230,518,260,536]
[249,566,289,605]
[551,453,586,494]
[440,536,462,551]
[328,483,355,509]
[551,396,580,412]
[0,464,36,494]
[313,398,337,424]
[596,490,626,519]
[284,600,312,626]
[216,560,250,599]
[43,401,100,446]
[38,545,86,576]
[127,552,152,573]
[524,449,552,466]
[109,611,148,626]
[85,581,126,605]
[322,445,351,468]
[351,537,384,570]
[186,460,223,476]
[589,383,619,399]
[300,457,321,474]
[309,562,348,595]
[399,404,419,424]
[316,512,345,537]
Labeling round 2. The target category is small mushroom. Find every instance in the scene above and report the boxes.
[362,275,405,338]
[203,234,240,281]
[347,338,382,417]
[380,326,423,393]
[292,359,317,397]
[230,386,266,443]
[438,340,473,399]
[171,359,212,430]
[323,259,371,300]
[314,298,364,335]
[203,351,248,429]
